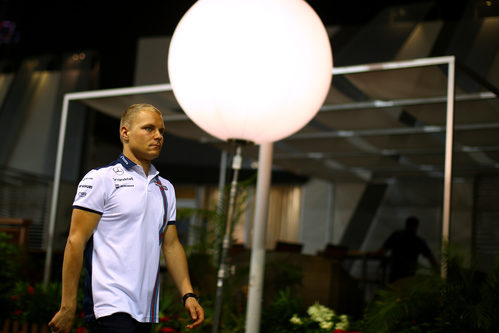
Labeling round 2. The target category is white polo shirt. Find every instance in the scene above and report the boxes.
[73,154,176,323]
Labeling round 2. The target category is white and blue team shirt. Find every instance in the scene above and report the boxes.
[73,154,176,323]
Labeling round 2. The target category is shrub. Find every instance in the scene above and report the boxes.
[0,231,24,319]
[361,245,499,333]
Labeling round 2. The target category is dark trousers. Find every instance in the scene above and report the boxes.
[88,312,152,333]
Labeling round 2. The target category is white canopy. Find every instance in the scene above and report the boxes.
[43,56,498,284]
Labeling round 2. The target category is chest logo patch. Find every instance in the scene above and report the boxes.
[115,183,134,189]
[112,166,124,175]
[154,180,168,191]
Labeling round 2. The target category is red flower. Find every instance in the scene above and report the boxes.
[11,294,19,300]
[75,327,86,333]
[28,285,35,295]
[159,327,176,333]
[79,311,85,318]
[159,316,171,322]
[13,309,22,315]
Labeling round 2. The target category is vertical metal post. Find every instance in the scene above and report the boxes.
[325,182,334,244]
[244,187,254,247]
[212,143,243,333]
[43,95,70,286]
[441,56,455,279]
[217,151,228,210]
[214,150,228,264]
[245,142,273,333]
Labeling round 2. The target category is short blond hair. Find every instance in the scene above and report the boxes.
[119,104,163,142]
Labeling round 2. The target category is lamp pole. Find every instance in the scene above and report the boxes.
[245,142,273,333]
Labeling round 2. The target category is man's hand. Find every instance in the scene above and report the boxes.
[185,298,204,329]
[48,306,76,333]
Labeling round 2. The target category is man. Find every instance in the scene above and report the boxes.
[373,216,438,283]
[49,104,204,332]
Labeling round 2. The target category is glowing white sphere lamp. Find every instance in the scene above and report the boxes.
[168,0,333,144]
[168,0,332,332]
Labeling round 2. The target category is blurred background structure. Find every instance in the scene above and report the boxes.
[1,0,499,309]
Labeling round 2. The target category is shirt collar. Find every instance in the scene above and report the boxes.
[117,153,160,179]
[117,153,136,169]
[149,164,159,179]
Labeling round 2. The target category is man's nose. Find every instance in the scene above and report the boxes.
[154,130,164,140]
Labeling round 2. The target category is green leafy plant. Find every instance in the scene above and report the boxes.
[180,173,256,260]
[153,287,187,332]
[361,243,499,333]
[475,259,499,332]
[0,230,88,332]
[11,281,60,323]
[260,288,304,333]
[362,274,443,333]
[9,280,87,332]
[0,231,23,318]
[153,278,209,333]
[168,174,257,332]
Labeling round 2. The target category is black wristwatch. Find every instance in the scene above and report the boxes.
[182,292,199,306]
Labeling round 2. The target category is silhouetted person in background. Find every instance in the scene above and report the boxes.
[372,216,438,283]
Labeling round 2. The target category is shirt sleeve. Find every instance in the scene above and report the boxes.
[73,169,106,215]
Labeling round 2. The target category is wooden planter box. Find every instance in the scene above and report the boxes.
[1,319,48,333]
[1,319,88,333]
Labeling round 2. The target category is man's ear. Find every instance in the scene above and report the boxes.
[121,126,129,142]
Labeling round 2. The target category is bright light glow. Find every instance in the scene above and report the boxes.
[168,0,333,144]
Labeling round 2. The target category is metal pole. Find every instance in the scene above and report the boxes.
[43,95,70,286]
[212,143,243,333]
[214,150,228,265]
[245,142,273,333]
[331,55,456,75]
[441,56,455,279]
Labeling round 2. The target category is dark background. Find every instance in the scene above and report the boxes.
[0,0,477,88]
[1,0,496,185]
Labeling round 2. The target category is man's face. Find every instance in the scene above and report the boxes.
[123,109,165,161]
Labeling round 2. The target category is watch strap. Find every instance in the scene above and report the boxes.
[182,292,199,306]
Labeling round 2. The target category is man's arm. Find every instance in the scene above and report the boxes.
[162,225,204,329]
[368,233,394,258]
[48,209,100,333]
[427,252,439,270]
[368,246,388,258]
[421,240,439,270]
